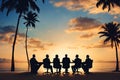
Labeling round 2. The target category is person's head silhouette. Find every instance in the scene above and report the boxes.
[86,55,89,59]
[33,54,35,58]
[55,54,58,58]
[76,54,79,58]
[65,54,68,58]
[46,54,49,58]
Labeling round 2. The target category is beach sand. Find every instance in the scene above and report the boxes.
[0,72,120,80]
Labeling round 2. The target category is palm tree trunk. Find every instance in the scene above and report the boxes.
[25,27,30,72]
[115,42,119,72]
[11,13,22,71]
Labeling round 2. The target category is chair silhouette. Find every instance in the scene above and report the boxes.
[43,66,52,75]
[45,67,50,73]
[75,68,82,74]
[53,55,61,74]
[54,66,61,74]
[43,55,53,75]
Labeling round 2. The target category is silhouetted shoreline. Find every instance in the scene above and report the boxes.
[0,72,120,80]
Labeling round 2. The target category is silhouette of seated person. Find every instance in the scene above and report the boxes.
[53,54,61,73]
[82,55,93,74]
[30,54,42,74]
[43,54,53,73]
[62,54,70,73]
[71,54,82,74]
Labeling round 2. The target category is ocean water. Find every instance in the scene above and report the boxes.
[0,62,119,73]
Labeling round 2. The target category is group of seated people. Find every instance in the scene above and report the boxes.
[30,54,93,74]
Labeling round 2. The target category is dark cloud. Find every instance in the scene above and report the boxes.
[0,58,11,63]
[0,25,25,44]
[66,17,101,33]
[0,25,15,34]
[85,44,110,49]
[28,38,44,50]
[0,25,54,51]
[80,33,95,38]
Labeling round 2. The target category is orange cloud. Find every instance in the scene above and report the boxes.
[79,33,95,38]
[54,0,83,11]
[26,38,54,51]
[83,40,111,49]
[52,0,120,15]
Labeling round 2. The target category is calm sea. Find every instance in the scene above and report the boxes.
[0,62,120,73]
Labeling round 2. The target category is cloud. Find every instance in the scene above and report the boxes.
[0,25,25,44]
[0,58,11,63]
[83,40,111,49]
[66,17,101,33]
[67,46,79,50]
[53,0,83,11]
[28,38,54,51]
[0,26,15,34]
[79,33,95,38]
[28,38,45,50]
[53,0,95,11]
[52,0,120,15]
[0,25,54,51]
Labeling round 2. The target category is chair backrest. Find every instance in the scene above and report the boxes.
[88,59,93,68]
[43,58,50,68]
[75,58,82,68]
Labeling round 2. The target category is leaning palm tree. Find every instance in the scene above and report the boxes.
[0,0,40,71]
[96,0,120,11]
[98,22,120,72]
[23,11,39,71]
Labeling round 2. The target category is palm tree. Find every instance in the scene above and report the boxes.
[0,0,40,71]
[23,11,39,71]
[96,0,120,11]
[96,0,115,12]
[98,22,120,72]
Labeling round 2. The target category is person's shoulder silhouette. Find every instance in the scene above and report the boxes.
[62,54,70,68]
[85,55,93,68]
[53,55,60,68]
[43,54,53,73]
[30,54,41,74]
[43,54,51,68]
[74,55,82,68]
[30,54,38,65]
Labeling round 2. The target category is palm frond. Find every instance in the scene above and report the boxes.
[29,0,40,12]
[108,3,111,11]
[110,40,114,48]
[31,22,35,28]
[104,37,111,44]
[115,39,120,46]
[42,0,45,3]
[98,22,120,48]
[102,2,107,10]
[96,0,103,8]
[96,0,118,12]
[1,0,16,16]
[98,32,109,37]
[23,11,39,28]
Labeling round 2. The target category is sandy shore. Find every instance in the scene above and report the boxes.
[0,72,120,80]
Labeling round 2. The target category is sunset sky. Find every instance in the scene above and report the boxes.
[0,0,120,62]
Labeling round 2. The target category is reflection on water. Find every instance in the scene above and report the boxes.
[0,62,119,73]
[0,62,28,73]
